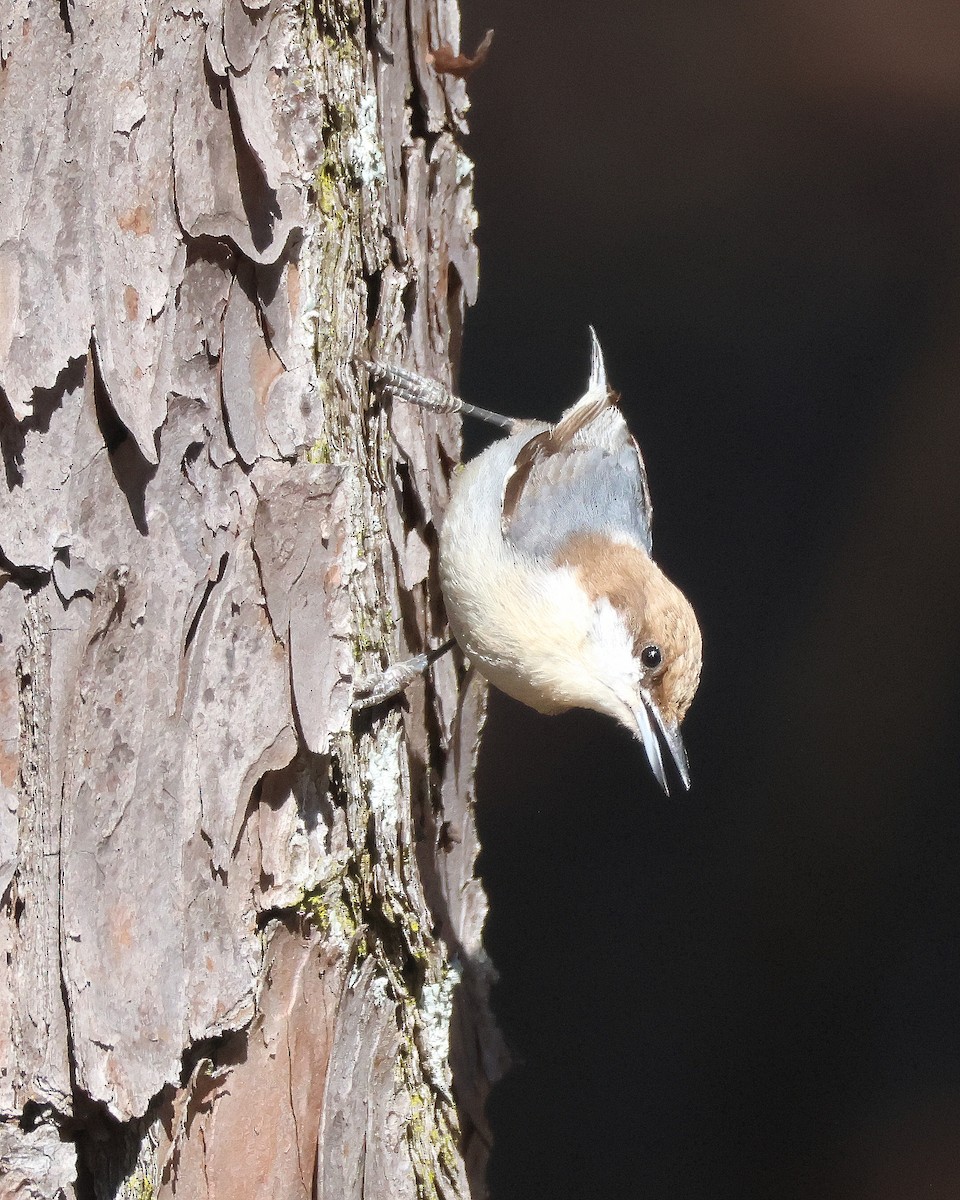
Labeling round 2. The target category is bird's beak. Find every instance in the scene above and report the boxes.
[633,693,691,795]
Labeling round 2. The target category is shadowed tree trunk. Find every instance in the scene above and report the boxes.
[0,1,504,1195]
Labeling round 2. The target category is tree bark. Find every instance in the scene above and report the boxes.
[0,1,503,1196]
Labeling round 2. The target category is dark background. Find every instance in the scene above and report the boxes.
[454,3,960,1197]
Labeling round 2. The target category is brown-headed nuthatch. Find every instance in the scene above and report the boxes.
[360,331,702,794]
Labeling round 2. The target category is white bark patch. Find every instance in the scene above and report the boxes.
[366,721,403,838]
[417,959,462,1095]
[347,91,387,191]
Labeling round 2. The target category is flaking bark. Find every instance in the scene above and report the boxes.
[0,1,504,1195]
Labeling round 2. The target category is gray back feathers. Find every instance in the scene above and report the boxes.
[501,398,654,561]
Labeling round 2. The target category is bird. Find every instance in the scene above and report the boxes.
[359,331,702,794]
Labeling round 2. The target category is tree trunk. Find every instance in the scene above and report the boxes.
[0,1,503,1196]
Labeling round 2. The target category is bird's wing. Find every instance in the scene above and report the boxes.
[501,392,654,560]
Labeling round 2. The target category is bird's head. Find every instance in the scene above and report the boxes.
[556,535,703,793]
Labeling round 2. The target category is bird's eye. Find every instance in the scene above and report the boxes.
[641,643,663,671]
